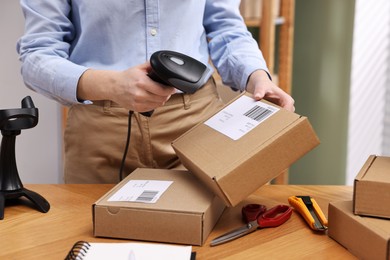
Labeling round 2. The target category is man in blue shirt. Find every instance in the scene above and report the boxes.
[17,1,295,183]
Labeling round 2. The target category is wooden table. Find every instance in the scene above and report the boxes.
[1,185,356,259]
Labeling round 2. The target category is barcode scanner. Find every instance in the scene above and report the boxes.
[0,96,50,219]
[141,50,212,117]
[120,51,211,181]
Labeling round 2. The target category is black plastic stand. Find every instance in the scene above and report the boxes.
[0,96,50,219]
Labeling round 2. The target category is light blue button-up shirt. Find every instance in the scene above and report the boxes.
[17,0,268,106]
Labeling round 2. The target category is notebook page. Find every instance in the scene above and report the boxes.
[82,242,192,260]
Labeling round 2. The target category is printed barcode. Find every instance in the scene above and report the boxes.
[136,190,158,202]
[243,105,273,122]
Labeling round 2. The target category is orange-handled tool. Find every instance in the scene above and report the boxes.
[288,196,327,231]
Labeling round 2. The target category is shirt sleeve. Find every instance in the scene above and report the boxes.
[17,0,88,106]
[204,0,270,91]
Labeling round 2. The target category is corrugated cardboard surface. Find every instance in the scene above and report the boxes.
[354,155,390,218]
[328,200,390,260]
[172,92,320,207]
[93,168,225,245]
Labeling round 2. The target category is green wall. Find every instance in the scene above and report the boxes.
[289,0,355,184]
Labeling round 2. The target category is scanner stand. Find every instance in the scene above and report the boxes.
[0,96,50,220]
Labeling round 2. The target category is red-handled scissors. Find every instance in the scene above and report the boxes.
[210,204,292,246]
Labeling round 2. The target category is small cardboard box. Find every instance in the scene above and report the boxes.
[354,155,390,219]
[93,168,225,245]
[328,200,390,260]
[172,92,320,207]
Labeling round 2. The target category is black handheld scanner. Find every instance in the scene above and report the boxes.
[142,50,211,117]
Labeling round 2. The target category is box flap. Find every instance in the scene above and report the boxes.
[354,155,377,182]
[94,205,204,245]
[358,156,390,183]
[96,169,216,213]
[354,155,390,218]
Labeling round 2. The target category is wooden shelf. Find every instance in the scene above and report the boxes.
[245,16,286,27]
[219,0,295,99]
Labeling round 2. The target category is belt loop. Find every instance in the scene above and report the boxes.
[182,94,191,110]
[103,100,111,112]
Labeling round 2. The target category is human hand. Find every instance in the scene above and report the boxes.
[77,62,176,112]
[245,70,295,112]
[111,62,176,112]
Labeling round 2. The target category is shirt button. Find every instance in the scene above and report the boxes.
[150,28,157,36]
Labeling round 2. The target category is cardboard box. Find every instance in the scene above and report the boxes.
[93,168,225,245]
[354,155,390,219]
[328,200,390,260]
[172,93,320,207]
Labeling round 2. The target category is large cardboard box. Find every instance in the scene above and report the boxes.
[172,93,319,207]
[354,155,390,219]
[93,168,225,245]
[328,200,390,260]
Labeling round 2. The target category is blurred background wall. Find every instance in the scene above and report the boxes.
[290,0,390,185]
[0,0,62,183]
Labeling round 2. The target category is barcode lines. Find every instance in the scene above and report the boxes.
[136,190,158,202]
[243,105,273,122]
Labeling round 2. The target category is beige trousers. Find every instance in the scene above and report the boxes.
[63,79,224,183]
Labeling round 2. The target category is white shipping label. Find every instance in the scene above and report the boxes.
[108,180,173,203]
[204,95,279,140]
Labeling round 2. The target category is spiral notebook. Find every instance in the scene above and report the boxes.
[65,241,195,260]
